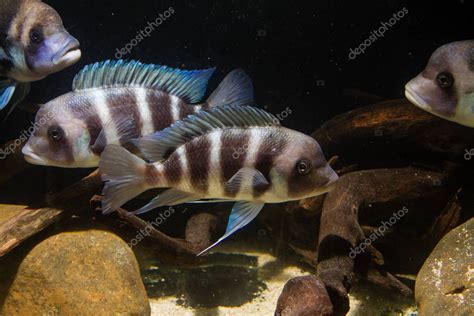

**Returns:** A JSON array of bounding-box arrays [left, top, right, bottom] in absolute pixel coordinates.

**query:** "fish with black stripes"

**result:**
[[405, 40, 474, 127], [99, 105, 339, 255], [22, 60, 254, 167], [0, 0, 81, 117]]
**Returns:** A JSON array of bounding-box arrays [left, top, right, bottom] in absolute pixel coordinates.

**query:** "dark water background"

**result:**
[[15, 0, 474, 136]]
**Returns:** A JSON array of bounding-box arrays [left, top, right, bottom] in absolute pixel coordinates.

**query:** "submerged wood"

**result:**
[[312, 99, 474, 169], [0, 170, 101, 257], [316, 167, 457, 315], [0, 207, 63, 256]]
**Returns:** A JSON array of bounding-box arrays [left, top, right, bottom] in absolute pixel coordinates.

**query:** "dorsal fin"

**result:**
[[135, 105, 280, 162], [72, 60, 216, 103]]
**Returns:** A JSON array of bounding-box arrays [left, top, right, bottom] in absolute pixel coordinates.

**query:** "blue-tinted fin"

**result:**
[[0, 79, 17, 110], [186, 199, 234, 204], [197, 201, 265, 256], [134, 105, 280, 162], [72, 60, 216, 103], [132, 189, 201, 215], [1, 82, 30, 122], [224, 168, 270, 195], [206, 69, 254, 108]]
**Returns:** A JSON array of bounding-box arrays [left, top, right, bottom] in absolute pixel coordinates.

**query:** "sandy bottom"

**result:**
[[146, 247, 417, 316]]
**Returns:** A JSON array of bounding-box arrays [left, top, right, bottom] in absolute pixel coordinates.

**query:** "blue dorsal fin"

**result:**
[[72, 60, 216, 103]]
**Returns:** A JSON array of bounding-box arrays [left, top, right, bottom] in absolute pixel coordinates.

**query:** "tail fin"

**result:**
[[99, 145, 149, 214], [206, 69, 254, 108]]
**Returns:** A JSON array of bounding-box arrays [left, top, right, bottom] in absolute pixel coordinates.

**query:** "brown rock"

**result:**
[[415, 218, 474, 316], [275, 275, 333, 316], [1, 230, 150, 315]]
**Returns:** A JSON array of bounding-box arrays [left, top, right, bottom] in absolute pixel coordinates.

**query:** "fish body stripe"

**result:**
[[145, 163, 161, 186], [85, 114, 103, 155], [90, 90, 119, 146], [185, 136, 211, 193], [220, 129, 249, 197], [106, 90, 141, 144], [162, 153, 183, 186], [252, 130, 286, 198], [242, 129, 265, 198], [169, 146, 188, 187], [178, 101, 195, 121], [136, 88, 154, 136], [208, 131, 222, 195], [147, 91, 173, 131], [170, 95, 181, 122]]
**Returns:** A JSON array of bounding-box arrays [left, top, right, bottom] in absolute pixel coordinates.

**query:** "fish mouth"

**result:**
[[22, 144, 46, 165], [324, 177, 338, 193], [52, 36, 81, 67], [320, 171, 339, 194], [405, 85, 430, 111]]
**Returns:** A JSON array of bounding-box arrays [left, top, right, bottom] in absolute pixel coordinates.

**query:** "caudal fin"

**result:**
[[99, 145, 149, 214], [206, 69, 254, 108]]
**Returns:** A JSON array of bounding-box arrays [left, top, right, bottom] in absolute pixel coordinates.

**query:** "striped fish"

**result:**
[[22, 60, 254, 168], [0, 0, 81, 117], [99, 105, 339, 255]]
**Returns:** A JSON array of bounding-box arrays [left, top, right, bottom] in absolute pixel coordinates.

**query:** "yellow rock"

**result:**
[[1, 230, 150, 316]]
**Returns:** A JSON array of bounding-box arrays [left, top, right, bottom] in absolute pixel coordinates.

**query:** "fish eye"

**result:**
[[436, 72, 454, 89], [47, 126, 64, 141], [29, 29, 43, 45], [296, 159, 312, 175]]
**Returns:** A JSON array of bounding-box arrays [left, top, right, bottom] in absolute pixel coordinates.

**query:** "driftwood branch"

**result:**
[[312, 99, 474, 169], [316, 167, 456, 315], [0, 170, 101, 257], [0, 207, 62, 256], [90, 195, 221, 263]]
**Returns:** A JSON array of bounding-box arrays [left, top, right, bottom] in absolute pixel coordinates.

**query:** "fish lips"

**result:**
[[51, 35, 81, 68], [323, 169, 339, 193], [405, 82, 431, 111], [22, 143, 47, 165]]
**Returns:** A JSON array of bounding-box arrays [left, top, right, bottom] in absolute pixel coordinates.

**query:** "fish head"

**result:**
[[6, 1, 81, 82], [271, 131, 338, 200], [22, 97, 96, 168], [405, 40, 474, 127]]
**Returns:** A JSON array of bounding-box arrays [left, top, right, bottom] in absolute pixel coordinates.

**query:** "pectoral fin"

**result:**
[[92, 114, 138, 153], [224, 167, 270, 196], [1, 82, 30, 122], [0, 79, 16, 110], [197, 201, 265, 256]]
